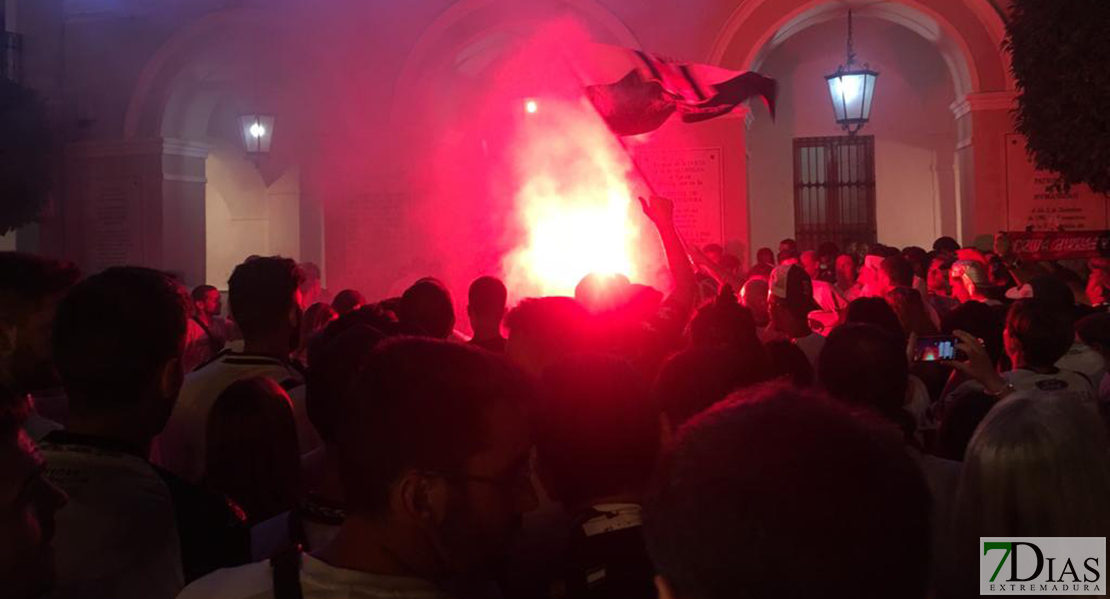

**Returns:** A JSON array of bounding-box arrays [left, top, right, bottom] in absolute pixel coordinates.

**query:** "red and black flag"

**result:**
[[580, 47, 777, 136]]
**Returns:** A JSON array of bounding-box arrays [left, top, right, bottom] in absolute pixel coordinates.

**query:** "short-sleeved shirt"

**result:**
[[153, 351, 319, 483], [177, 553, 452, 599], [40, 433, 184, 599], [950, 367, 1096, 412]]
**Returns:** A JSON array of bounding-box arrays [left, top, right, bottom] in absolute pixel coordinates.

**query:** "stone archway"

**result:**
[[708, 0, 1016, 246]]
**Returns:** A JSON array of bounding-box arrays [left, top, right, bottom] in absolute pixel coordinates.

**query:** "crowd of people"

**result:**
[[2, 194, 1109, 599]]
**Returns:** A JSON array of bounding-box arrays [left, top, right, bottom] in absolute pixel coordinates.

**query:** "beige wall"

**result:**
[[747, 16, 958, 254], [204, 142, 301, 288]]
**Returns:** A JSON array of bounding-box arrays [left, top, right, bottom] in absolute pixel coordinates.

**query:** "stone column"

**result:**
[[950, 91, 1017, 246], [64, 137, 211, 285]]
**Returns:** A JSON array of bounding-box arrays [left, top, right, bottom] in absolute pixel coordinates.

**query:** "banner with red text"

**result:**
[[1008, 230, 1110, 261]]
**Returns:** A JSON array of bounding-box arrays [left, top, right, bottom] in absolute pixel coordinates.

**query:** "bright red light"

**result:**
[[502, 98, 654, 297]]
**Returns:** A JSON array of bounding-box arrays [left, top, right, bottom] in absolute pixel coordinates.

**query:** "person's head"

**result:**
[[468, 276, 507, 338], [1006, 273, 1075, 313], [718, 254, 741, 276], [764, 339, 814, 387], [689, 287, 764, 357], [885, 287, 939, 338], [337, 338, 537, 580], [901, 246, 928, 279], [205, 377, 301, 524], [1087, 268, 1110, 306], [987, 256, 1015, 290], [835, 253, 857, 287], [400, 278, 456, 339], [654, 346, 771, 430], [644, 383, 931, 599], [332, 289, 366, 316], [932, 236, 960, 259], [739, 278, 770, 327], [927, 256, 954, 295], [504, 297, 591, 376], [942, 300, 1006, 367], [818, 323, 910, 431], [0, 412, 67, 599], [52, 267, 188, 446], [949, 260, 991, 303], [878, 254, 914, 293], [298, 262, 322, 309], [755, 247, 775, 266], [767, 264, 819, 336], [305, 312, 387, 446], [776, 249, 799, 266], [799, 250, 819, 279], [534, 353, 658, 506], [1003, 299, 1075, 369], [702, 244, 724, 265], [228, 256, 305, 351], [857, 253, 885, 296], [778, 238, 798, 255], [0, 253, 81, 394], [956, 394, 1110, 540], [299, 302, 337, 354], [1077, 312, 1110, 363], [845, 297, 906, 346], [190, 285, 221, 318]]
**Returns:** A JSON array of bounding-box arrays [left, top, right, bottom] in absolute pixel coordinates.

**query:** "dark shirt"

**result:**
[[544, 506, 655, 599], [42, 430, 251, 583], [469, 335, 507, 354]]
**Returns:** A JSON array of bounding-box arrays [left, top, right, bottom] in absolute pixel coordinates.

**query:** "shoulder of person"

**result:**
[[177, 561, 273, 599]]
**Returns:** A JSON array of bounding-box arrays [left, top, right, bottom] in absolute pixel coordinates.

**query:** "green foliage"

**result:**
[[0, 78, 52, 235], [1006, 0, 1110, 195]]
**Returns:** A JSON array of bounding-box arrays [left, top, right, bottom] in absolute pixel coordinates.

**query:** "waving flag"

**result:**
[[578, 45, 777, 136]]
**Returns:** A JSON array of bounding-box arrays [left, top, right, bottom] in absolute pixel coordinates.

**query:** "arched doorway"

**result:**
[[709, 0, 1014, 250]]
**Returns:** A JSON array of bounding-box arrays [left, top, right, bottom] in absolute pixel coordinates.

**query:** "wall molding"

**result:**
[[950, 90, 1018, 119]]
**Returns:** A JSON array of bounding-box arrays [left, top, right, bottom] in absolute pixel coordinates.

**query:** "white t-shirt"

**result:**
[[177, 553, 452, 599], [1056, 340, 1105, 390], [951, 367, 1097, 413], [153, 351, 319, 483], [41, 436, 184, 599]]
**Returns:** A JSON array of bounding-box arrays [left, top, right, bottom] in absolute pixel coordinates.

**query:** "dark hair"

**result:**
[[777, 249, 799, 264], [881, 255, 915, 288], [205, 377, 301, 524], [644, 383, 931, 599], [337, 338, 532, 513], [468, 276, 508, 316], [305, 307, 393, 444], [885, 287, 939, 338], [845, 297, 906, 346], [0, 252, 81, 321], [1006, 299, 1075, 367], [504, 296, 591, 356], [227, 257, 304, 339], [399, 278, 455, 339], [52, 267, 188, 413], [191, 284, 217, 303], [1077, 313, 1110, 350], [779, 238, 798, 250], [818, 323, 910, 430], [654, 346, 770, 427], [755, 247, 775, 264], [331, 289, 366, 316], [935, 391, 995, 461], [933, 236, 960, 253], [534, 353, 658, 505], [719, 254, 741, 273], [764, 339, 814, 387], [942, 300, 1005, 366], [689, 287, 765, 358]]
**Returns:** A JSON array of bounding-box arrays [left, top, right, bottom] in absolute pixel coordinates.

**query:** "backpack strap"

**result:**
[[270, 548, 304, 599]]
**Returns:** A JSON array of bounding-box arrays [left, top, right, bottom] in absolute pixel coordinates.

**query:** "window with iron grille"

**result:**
[[793, 135, 876, 250]]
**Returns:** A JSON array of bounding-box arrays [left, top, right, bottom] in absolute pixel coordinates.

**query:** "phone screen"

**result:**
[[914, 335, 959, 362]]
